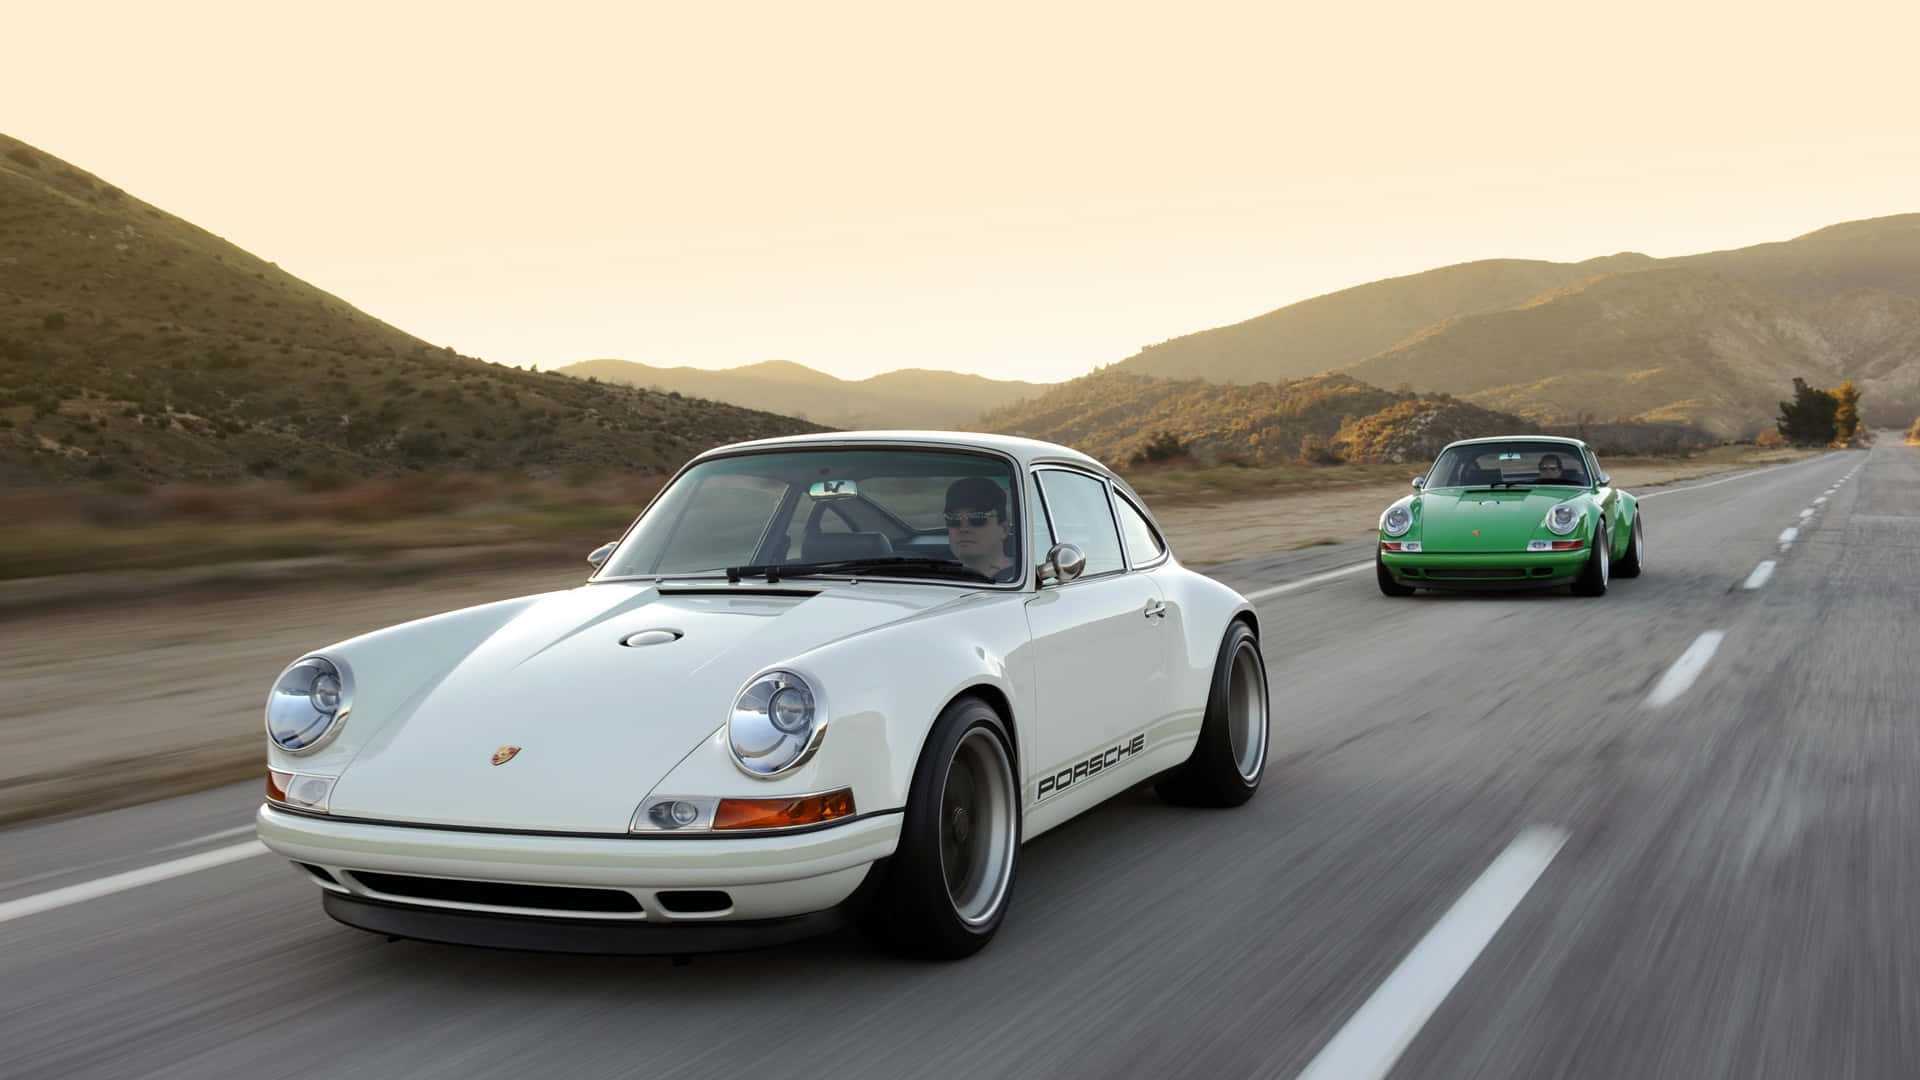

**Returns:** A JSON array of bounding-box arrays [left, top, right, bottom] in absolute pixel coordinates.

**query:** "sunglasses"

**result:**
[[943, 510, 999, 527]]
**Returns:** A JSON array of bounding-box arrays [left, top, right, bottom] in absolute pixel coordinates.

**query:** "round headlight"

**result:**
[[267, 656, 353, 754], [1546, 504, 1580, 535], [729, 671, 823, 777], [1382, 505, 1413, 537]]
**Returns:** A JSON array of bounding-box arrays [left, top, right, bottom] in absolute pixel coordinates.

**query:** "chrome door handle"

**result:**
[[1143, 599, 1167, 621]]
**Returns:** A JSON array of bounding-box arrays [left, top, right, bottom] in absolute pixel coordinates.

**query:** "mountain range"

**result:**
[[557, 358, 1043, 431], [1115, 215, 1920, 437]]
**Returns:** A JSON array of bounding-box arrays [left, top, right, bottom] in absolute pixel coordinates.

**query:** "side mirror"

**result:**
[[1037, 542, 1086, 585], [1411, 477, 1426, 490], [587, 541, 616, 568], [1596, 473, 1610, 487]]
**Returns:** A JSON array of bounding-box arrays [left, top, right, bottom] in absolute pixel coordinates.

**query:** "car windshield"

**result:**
[[1425, 441, 1591, 488], [596, 448, 1023, 585]]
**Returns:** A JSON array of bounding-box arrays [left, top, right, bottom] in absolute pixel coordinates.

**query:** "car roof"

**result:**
[[697, 430, 1117, 476], [1441, 434, 1591, 452]]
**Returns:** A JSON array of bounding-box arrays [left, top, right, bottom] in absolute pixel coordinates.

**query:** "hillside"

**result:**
[[979, 370, 1542, 466], [1340, 267, 1849, 439], [558, 358, 1046, 430], [1116, 253, 1659, 385], [0, 133, 820, 484], [1111, 214, 1920, 432]]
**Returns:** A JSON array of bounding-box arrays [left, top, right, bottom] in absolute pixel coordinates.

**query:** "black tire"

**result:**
[[1377, 552, 1416, 597], [1155, 621, 1268, 807], [1571, 522, 1610, 596], [860, 696, 1019, 960], [1614, 513, 1644, 578]]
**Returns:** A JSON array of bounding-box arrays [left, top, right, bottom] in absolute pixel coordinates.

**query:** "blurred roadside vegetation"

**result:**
[[1, 470, 668, 581], [1120, 441, 1811, 503], [0, 440, 1821, 589]]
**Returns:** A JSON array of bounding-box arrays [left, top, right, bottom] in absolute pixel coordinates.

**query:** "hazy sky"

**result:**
[[9, 1, 1919, 383]]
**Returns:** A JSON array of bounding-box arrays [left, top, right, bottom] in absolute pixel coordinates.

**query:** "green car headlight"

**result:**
[[1382, 506, 1413, 537], [1545, 503, 1581, 535]]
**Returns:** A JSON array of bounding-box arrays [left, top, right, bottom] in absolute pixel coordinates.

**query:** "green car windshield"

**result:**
[[596, 448, 1022, 585], [1426, 441, 1591, 488]]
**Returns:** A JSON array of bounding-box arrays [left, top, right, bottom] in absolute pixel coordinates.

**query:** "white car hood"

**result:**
[[327, 582, 953, 832]]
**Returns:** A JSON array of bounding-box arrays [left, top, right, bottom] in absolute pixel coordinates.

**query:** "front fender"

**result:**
[[640, 594, 1032, 816], [264, 592, 556, 775]]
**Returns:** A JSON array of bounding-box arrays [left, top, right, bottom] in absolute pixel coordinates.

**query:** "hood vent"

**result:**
[[620, 629, 683, 648]]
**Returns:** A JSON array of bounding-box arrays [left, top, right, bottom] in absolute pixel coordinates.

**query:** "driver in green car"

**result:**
[[1537, 454, 1568, 483]]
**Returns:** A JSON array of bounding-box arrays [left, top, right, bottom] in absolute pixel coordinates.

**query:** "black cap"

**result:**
[[945, 476, 1008, 517]]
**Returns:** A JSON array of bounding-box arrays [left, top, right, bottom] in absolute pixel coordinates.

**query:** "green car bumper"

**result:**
[[1379, 547, 1588, 589]]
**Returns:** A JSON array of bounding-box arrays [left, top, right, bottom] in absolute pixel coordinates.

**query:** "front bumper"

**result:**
[[257, 803, 900, 952], [1380, 548, 1587, 589]]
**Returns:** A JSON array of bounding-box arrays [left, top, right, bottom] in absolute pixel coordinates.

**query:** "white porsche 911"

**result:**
[[257, 432, 1268, 959]]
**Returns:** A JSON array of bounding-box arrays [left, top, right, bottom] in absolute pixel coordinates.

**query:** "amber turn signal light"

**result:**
[[713, 789, 855, 831], [267, 769, 293, 802]]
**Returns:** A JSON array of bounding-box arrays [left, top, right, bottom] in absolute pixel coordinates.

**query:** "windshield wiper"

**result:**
[[1468, 481, 1533, 489], [725, 557, 988, 584]]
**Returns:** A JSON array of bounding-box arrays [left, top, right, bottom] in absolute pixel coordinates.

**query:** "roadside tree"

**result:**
[[1776, 378, 1838, 445], [1832, 380, 1862, 443]]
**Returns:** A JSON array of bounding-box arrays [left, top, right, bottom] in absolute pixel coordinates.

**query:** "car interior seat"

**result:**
[[800, 531, 895, 562]]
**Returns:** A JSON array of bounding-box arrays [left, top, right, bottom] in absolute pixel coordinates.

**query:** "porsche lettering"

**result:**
[[1037, 734, 1147, 801]]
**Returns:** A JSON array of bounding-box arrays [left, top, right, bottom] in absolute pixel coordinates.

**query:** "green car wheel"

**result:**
[[1572, 522, 1610, 597], [1377, 552, 1415, 597]]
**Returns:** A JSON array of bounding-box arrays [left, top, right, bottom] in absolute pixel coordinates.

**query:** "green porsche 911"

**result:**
[[1376, 436, 1643, 597]]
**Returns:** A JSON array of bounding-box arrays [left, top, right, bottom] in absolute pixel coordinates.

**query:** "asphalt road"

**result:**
[[3, 439, 1914, 1079]]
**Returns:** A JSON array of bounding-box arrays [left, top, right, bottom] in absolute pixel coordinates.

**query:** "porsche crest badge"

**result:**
[[491, 745, 522, 766]]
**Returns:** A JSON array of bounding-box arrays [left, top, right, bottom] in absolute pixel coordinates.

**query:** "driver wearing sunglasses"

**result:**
[[943, 476, 1018, 583]]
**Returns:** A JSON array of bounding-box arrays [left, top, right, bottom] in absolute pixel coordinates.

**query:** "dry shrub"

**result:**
[[1754, 429, 1785, 448]]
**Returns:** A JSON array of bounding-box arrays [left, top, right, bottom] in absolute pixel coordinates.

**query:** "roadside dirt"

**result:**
[[0, 453, 1812, 826]]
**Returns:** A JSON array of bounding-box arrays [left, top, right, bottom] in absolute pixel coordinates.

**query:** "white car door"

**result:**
[[1023, 468, 1170, 808]]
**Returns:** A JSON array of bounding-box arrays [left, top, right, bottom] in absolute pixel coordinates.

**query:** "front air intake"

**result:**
[[347, 871, 643, 913]]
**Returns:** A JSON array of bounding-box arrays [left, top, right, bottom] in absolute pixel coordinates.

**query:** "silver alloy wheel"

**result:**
[[1635, 520, 1644, 569], [1226, 641, 1268, 783], [938, 727, 1017, 926], [1599, 528, 1610, 585]]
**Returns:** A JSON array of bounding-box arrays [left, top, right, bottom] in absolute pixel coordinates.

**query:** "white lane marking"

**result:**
[[1743, 561, 1776, 590], [1637, 456, 1833, 500], [156, 824, 260, 852], [1245, 562, 1373, 600], [1778, 527, 1798, 544], [1295, 827, 1569, 1080], [0, 840, 267, 925], [1644, 631, 1726, 708], [1, 823, 262, 890], [1815, 497, 1828, 505], [1798, 508, 1814, 519]]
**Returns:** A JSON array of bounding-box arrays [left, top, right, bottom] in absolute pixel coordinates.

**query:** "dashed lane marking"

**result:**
[[1645, 631, 1727, 708], [1743, 561, 1776, 590], [1292, 827, 1570, 1080]]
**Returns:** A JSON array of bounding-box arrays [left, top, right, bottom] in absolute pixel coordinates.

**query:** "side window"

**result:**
[[1587, 450, 1605, 487], [1027, 478, 1054, 563], [1113, 495, 1165, 566], [1035, 470, 1124, 577]]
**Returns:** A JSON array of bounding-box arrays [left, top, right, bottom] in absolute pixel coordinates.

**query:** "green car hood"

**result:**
[[1416, 488, 1590, 551]]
